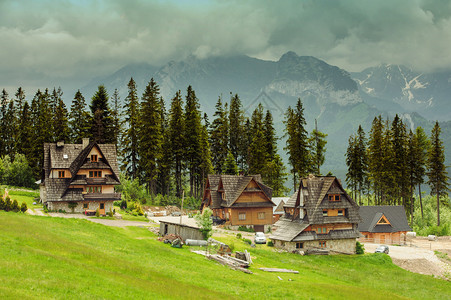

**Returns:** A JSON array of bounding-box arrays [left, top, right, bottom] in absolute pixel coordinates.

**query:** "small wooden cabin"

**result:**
[[358, 206, 412, 245], [270, 175, 361, 254], [201, 174, 274, 232]]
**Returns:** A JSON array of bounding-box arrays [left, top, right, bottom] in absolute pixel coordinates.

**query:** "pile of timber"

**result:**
[[259, 268, 299, 274], [207, 254, 252, 274]]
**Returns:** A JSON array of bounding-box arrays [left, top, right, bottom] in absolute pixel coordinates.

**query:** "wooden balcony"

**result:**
[[86, 177, 107, 185], [83, 193, 121, 201]]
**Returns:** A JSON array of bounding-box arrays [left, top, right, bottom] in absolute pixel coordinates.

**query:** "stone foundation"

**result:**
[[226, 224, 272, 233], [46, 201, 114, 214], [273, 238, 356, 254]]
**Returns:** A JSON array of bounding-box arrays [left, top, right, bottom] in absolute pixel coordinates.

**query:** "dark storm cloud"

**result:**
[[1, 0, 451, 90]]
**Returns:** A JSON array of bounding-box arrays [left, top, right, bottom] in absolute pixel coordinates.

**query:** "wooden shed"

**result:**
[[159, 220, 204, 241]]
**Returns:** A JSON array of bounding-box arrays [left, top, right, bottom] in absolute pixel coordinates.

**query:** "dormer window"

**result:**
[[58, 171, 65, 178], [91, 155, 98, 162], [322, 209, 327, 217], [338, 209, 344, 216], [89, 171, 101, 178], [328, 194, 340, 202]]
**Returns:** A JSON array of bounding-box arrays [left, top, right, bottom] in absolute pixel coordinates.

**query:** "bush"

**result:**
[[356, 241, 365, 254], [95, 208, 100, 217], [267, 240, 274, 247], [238, 226, 254, 233], [4, 197, 12, 211], [243, 238, 252, 245], [108, 209, 113, 217], [236, 233, 242, 239], [194, 208, 213, 240], [11, 199, 19, 212], [0, 196, 4, 210], [20, 202, 27, 213]]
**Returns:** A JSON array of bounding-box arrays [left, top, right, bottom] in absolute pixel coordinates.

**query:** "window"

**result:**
[[258, 212, 265, 220], [328, 194, 340, 202], [338, 209, 343, 216], [319, 241, 326, 248], [91, 155, 98, 162], [317, 227, 327, 234], [100, 203, 105, 210], [239, 212, 246, 220], [296, 242, 303, 249], [322, 227, 327, 234], [58, 171, 65, 178], [83, 203, 88, 209], [86, 186, 102, 193], [89, 171, 102, 178], [322, 209, 328, 217]]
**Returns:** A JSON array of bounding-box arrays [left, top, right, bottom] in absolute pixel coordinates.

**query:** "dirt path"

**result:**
[[364, 242, 451, 279]]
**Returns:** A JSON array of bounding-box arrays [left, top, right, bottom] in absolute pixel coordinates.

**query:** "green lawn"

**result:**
[[0, 212, 449, 299], [1, 186, 41, 210]]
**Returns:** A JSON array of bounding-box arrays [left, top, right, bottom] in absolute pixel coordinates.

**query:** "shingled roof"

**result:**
[[358, 206, 412, 233], [272, 175, 361, 242], [203, 174, 274, 209]]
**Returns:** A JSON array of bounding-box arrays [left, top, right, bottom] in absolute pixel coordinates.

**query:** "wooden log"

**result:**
[[228, 256, 250, 266], [244, 249, 252, 264], [207, 255, 253, 274], [259, 268, 299, 274]]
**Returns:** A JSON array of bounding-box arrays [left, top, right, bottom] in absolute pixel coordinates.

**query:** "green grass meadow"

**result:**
[[0, 212, 449, 299]]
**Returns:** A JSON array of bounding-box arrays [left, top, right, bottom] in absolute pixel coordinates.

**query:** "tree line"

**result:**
[[346, 115, 449, 225], [0, 80, 330, 200]]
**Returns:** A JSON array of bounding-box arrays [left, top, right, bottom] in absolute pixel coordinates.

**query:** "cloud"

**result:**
[[1, 0, 451, 92]]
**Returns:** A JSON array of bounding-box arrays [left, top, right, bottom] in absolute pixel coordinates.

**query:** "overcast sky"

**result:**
[[2, 0, 451, 94]]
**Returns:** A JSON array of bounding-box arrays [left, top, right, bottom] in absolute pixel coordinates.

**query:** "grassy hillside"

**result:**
[[0, 213, 449, 299]]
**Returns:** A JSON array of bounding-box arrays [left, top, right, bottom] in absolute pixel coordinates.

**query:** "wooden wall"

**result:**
[[229, 207, 273, 226]]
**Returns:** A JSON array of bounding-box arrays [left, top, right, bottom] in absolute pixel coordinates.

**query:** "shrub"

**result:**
[[243, 238, 252, 245], [236, 233, 242, 239], [20, 202, 27, 213], [0, 196, 4, 210], [108, 209, 113, 217], [238, 226, 254, 232], [95, 208, 100, 217], [194, 208, 213, 240], [266, 226, 272, 233], [4, 197, 12, 211], [267, 240, 274, 247], [43, 205, 49, 213], [356, 241, 365, 254], [11, 199, 19, 212]]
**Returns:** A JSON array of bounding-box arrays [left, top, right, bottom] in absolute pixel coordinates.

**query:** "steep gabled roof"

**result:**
[[358, 206, 412, 233], [269, 218, 309, 242]]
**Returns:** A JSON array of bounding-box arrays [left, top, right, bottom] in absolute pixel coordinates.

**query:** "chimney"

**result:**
[[82, 138, 89, 148], [56, 140, 64, 148]]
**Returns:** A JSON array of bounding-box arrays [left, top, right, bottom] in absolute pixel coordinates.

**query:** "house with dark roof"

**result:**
[[41, 138, 121, 214], [358, 206, 412, 245], [201, 174, 274, 232], [270, 175, 361, 254]]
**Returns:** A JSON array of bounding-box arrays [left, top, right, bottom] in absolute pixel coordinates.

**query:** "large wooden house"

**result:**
[[201, 174, 274, 232], [41, 138, 121, 214], [270, 175, 361, 254], [358, 206, 412, 245]]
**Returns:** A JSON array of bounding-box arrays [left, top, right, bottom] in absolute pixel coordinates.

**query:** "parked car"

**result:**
[[254, 232, 267, 244], [211, 215, 226, 225], [375, 245, 389, 254]]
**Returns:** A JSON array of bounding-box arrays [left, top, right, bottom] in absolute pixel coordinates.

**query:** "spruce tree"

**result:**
[[184, 86, 202, 197], [69, 90, 91, 143], [53, 97, 70, 142], [248, 104, 266, 175], [308, 120, 327, 176], [391, 115, 409, 207], [412, 127, 430, 218], [346, 134, 358, 202], [426, 121, 449, 226], [0, 89, 10, 156], [229, 94, 245, 167], [210, 97, 229, 174], [139, 78, 163, 194], [121, 78, 140, 179], [199, 118, 213, 194], [157, 98, 172, 196], [17, 101, 33, 158], [223, 152, 238, 175], [90, 85, 113, 143], [111, 88, 122, 149], [4, 97, 16, 157], [368, 116, 385, 204], [284, 98, 309, 190], [168, 90, 185, 197]]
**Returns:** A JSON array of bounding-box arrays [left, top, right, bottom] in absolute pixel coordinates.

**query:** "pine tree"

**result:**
[[17, 101, 32, 158], [168, 90, 185, 197], [391, 115, 409, 207], [229, 94, 245, 167], [139, 78, 163, 194], [184, 86, 203, 197], [111, 88, 122, 149], [263, 109, 276, 160], [223, 152, 238, 175], [69, 90, 91, 143], [210, 97, 229, 174], [199, 118, 213, 194], [121, 78, 140, 179], [53, 97, 70, 142], [90, 85, 113, 143], [15, 87, 25, 117], [308, 120, 327, 176], [412, 127, 430, 219], [0, 89, 10, 157], [248, 104, 266, 175], [284, 98, 309, 191], [368, 116, 385, 204], [157, 98, 172, 196], [346, 134, 358, 202], [426, 121, 449, 226], [4, 96, 16, 157]]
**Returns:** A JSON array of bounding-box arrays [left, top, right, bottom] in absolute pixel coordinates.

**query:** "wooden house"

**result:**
[[272, 197, 287, 223], [201, 174, 274, 232], [41, 138, 121, 214], [270, 175, 361, 254], [358, 206, 412, 245]]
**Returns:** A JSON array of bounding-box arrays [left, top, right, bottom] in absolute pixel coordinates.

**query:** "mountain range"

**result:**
[[81, 51, 451, 184]]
